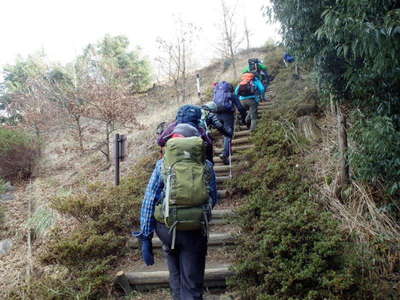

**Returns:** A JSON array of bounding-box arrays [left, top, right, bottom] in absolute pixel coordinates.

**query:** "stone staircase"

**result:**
[[115, 99, 274, 295]]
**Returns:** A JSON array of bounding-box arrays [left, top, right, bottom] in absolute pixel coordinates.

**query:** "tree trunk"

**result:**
[[329, 93, 336, 116], [334, 106, 350, 200], [73, 115, 84, 153], [337, 109, 350, 186], [182, 39, 187, 102], [244, 20, 250, 50], [105, 122, 111, 162], [230, 47, 237, 79]]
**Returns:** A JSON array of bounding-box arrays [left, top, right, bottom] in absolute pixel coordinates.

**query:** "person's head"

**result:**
[[248, 58, 260, 64], [201, 102, 217, 113], [171, 123, 200, 138]]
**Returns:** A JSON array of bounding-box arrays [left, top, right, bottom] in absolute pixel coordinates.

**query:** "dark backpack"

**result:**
[[176, 105, 202, 127], [213, 81, 235, 112], [248, 58, 260, 73]]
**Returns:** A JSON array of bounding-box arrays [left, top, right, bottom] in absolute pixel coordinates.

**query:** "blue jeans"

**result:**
[[216, 112, 234, 158], [156, 222, 207, 300]]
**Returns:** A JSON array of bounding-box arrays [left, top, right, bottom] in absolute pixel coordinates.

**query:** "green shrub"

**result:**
[[0, 178, 7, 194], [349, 114, 400, 196], [228, 85, 384, 298], [0, 127, 38, 181], [10, 151, 158, 299], [0, 205, 4, 227]]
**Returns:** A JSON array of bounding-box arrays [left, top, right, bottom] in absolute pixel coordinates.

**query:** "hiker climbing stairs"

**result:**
[[116, 91, 275, 295]]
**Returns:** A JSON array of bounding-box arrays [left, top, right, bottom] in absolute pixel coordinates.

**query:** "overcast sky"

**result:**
[[0, 0, 280, 71]]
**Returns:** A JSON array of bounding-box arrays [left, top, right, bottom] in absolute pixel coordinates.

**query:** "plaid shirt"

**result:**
[[134, 159, 218, 239]]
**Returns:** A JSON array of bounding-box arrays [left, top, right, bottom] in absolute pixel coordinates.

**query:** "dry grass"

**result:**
[[313, 113, 400, 240], [310, 111, 400, 283]]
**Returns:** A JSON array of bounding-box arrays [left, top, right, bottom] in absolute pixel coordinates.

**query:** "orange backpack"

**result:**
[[238, 73, 256, 96]]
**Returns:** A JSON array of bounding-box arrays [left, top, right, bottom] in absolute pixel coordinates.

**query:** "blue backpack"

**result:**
[[283, 53, 295, 63], [176, 105, 202, 127], [213, 81, 234, 112]]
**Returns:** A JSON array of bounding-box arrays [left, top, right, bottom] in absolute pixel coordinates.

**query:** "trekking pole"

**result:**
[[229, 114, 237, 179], [196, 73, 201, 99], [229, 137, 232, 179], [283, 57, 288, 67]]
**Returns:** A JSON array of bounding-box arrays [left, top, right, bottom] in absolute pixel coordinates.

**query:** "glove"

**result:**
[[140, 238, 154, 266]]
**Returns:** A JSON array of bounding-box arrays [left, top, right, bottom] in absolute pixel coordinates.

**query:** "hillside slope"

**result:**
[[0, 47, 271, 298]]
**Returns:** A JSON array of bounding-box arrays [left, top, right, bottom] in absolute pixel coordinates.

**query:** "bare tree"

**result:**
[[43, 68, 87, 153], [216, 0, 243, 79], [156, 18, 199, 102], [244, 17, 252, 50], [10, 76, 55, 142], [79, 61, 144, 163]]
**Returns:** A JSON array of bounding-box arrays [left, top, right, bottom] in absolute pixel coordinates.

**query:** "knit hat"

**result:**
[[171, 123, 200, 137]]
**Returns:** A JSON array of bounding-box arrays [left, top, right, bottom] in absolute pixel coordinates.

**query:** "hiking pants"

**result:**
[[216, 112, 234, 158], [205, 141, 214, 164], [241, 99, 258, 131], [156, 222, 208, 300]]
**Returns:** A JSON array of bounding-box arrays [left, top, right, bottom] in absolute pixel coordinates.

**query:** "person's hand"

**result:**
[[141, 238, 154, 266]]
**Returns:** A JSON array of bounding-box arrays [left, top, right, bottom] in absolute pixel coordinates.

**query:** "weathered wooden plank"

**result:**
[[234, 130, 251, 137], [232, 137, 250, 145], [213, 155, 239, 163], [214, 144, 253, 153], [216, 176, 230, 184], [212, 208, 233, 218], [214, 165, 230, 172], [217, 189, 228, 198], [125, 266, 233, 287]]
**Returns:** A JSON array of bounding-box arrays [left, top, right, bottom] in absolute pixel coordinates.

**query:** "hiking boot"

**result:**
[[219, 153, 229, 165], [246, 119, 251, 129]]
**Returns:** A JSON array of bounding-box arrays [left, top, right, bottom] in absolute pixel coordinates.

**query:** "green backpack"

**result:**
[[154, 136, 211, 238]]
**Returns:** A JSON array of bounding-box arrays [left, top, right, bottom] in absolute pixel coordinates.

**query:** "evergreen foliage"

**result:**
[[228, 74, 384, 299], [265, 0, 400, 195]]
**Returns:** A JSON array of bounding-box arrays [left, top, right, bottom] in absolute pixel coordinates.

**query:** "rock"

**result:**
[[295, 104, 318, 117], [0, 193, 15, 202], [0, 239, 13, 255], [296, 116, 322, 142]]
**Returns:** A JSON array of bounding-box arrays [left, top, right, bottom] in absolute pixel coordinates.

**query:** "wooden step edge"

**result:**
[[212, 208, 233, 218], [213, 155, 239, 162], [123, 265, 233, 287], [217, 189, 228, 198], [128, 233, 234, 249], [231, 137, 250, 145], [216, 176, 230, 183], [234, 130, 251, 137], [214, 144, 254, 153], [214, 165, 230, 172]]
